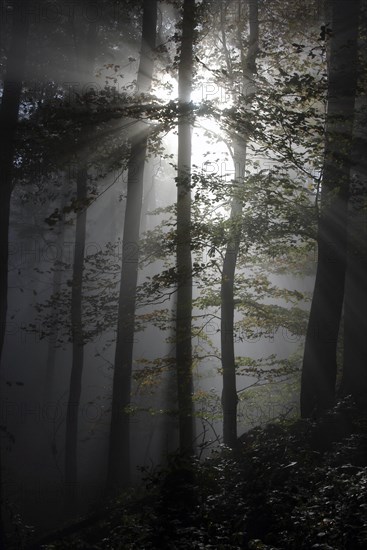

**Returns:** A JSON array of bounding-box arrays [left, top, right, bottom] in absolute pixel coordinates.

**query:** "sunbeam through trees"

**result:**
[[0, 0, 366, 548]]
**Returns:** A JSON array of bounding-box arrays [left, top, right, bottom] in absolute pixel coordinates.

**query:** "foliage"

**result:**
[[33, 398, 367, 549]]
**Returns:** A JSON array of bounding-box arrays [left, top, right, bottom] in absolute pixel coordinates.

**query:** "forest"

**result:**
[[0, 0, 366, 548]]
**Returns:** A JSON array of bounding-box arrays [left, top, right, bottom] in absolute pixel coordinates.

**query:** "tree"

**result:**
[[0, 1, 30, 545], [340, 1, 367, 405], [300, 0, 360, 417], [220, 0, 259, 448], [0, 1, 30, 365], [175, 0, 196, 456], [129, 0, 324, 445], [42, 197, 67, 403], [64, 20, 99, 514], [106, 0, 158, 493]]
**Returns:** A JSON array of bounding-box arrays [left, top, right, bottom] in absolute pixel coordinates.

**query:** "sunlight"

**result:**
[[4, 0, 363, 544], [151, 74, 178, 102], [150, 67, 235, 206]]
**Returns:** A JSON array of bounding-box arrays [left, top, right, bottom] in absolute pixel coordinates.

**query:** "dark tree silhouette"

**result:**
[[340, 7, 367, 406], [0, 1, 30, 545], [64, 20, 98, 515], [106, 0, 158, 492], [220, 0, 259, 448], [300, 0, 360, 417], [176, 0, 196, 456]]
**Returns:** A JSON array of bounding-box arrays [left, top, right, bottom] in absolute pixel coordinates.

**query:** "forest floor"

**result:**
[[24, 397, 367, 549]]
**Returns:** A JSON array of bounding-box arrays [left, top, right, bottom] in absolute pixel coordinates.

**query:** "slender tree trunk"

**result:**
[[64, 167, 88, 514], [176, 0, 196, 456], [221, 0, 259, 448], [106, 0, 157, 493], [43, 203, 66, 403], [139, 161, 155, 235], [44, 268, 62, 401], [221, 141, 245, 448], [64, 20, 98, 514], [300, 0, 360, 418], [0, 2, 30, 545]]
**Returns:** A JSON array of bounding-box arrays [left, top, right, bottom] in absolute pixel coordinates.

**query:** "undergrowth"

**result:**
[[26, 398, 367, 549]]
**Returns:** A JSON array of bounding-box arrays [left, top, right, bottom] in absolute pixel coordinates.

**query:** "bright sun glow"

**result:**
[[152, 72, 235, 186]]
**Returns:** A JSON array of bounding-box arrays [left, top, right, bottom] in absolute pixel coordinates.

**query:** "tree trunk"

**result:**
[[64, 20, 98, 514], [0, 0, 30, 365], [43, 199, 67, 403], [221, 0, 259, 448], [176, 0, 196, 457], [106, 0, 157, 493], [300, 0, 360, 418], [64, 167, 88, 515], [340, 29, 367, 406], [221, 141, 245, 448], [0, 2, 30, 545]]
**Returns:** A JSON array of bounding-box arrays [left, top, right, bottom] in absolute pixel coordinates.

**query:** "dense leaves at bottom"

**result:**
[[29, 399, 367, 549]]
